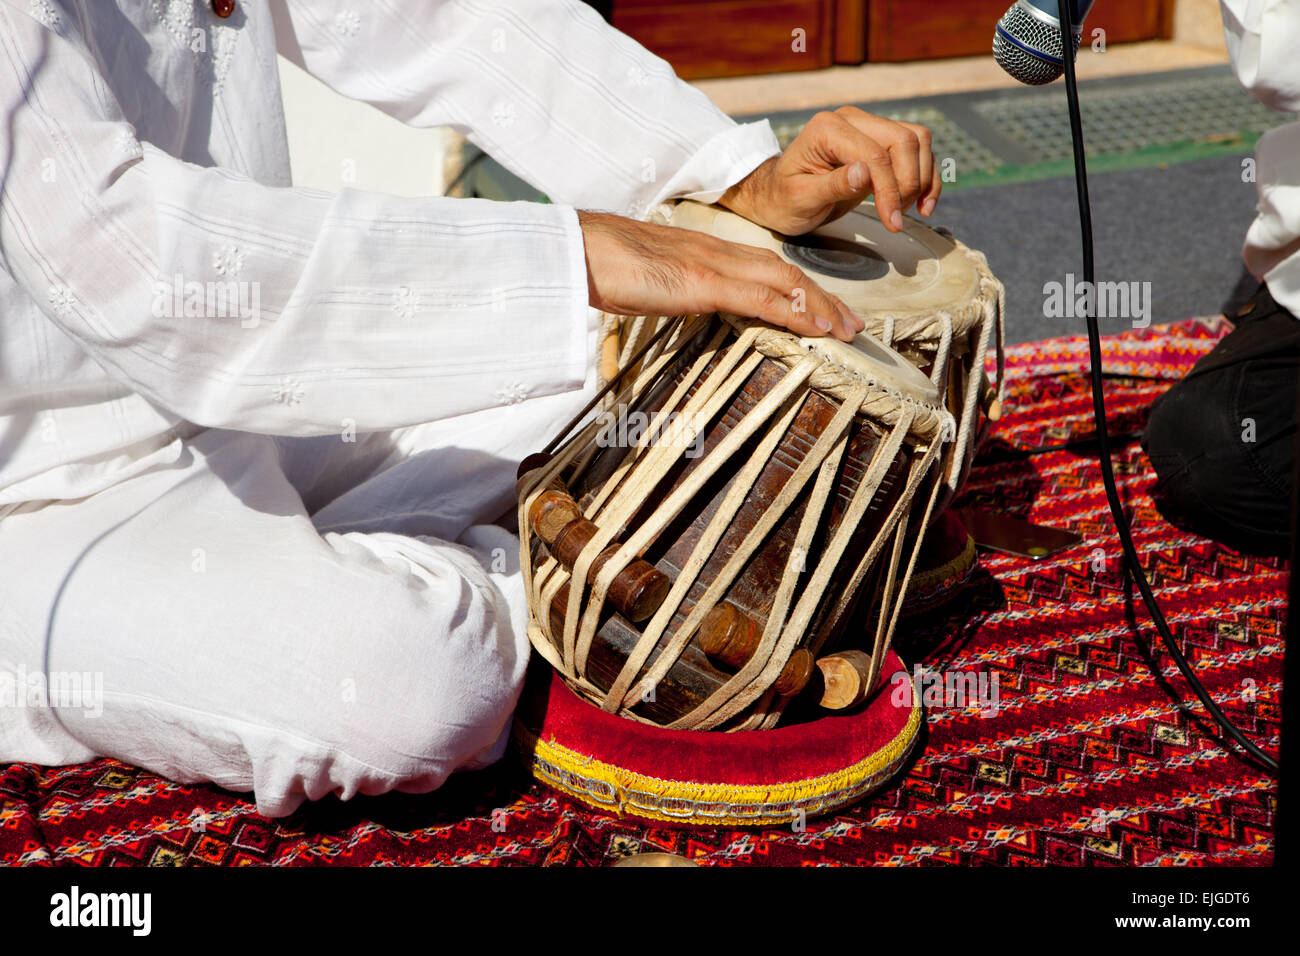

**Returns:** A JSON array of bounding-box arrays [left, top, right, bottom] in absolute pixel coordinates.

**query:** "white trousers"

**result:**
[[0, 344, 598, 818]]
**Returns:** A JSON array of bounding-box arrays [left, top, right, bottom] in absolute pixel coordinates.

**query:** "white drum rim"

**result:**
[[716, 313, 949, 445], [718, 312, 940, 406], [661, 199, 988, 341]]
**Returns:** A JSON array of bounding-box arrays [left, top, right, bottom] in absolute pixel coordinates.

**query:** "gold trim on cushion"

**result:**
[[512, 702, 922, 827], [903, 532, 977, 616], [910, 532, 977, 594]]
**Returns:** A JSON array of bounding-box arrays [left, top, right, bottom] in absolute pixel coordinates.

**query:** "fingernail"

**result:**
[[890, 210, 904, 231], [848, 162, 865, 191], [814, 315, 832, 333], [922, 199, 936, 216]]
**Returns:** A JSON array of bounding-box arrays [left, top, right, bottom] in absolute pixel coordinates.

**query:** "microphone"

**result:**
[[993, 0, 1097, 85]]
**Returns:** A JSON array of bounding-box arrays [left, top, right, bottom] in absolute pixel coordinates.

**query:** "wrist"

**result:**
[[575, 210, 601, 312], [718, 156, 778, 224]]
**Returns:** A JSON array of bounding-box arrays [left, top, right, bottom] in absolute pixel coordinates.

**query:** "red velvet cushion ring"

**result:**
[[511, 649, 921, 828]]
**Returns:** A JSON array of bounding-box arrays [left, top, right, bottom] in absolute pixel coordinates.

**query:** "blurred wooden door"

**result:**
[[610, 0, 840, 79], [866, 0, 1175, 61], [607, 0, 1174, 79]]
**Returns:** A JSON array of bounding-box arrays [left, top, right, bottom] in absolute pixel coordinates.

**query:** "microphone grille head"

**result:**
[[993, 2, 1080, 86]]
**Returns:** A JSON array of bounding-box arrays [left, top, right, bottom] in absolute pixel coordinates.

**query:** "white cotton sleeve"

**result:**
[[1218, 1, 1300, 315], [0, 7, 592, 436], [1219, 0, 1300, 113], [270, 0, 781, 217]]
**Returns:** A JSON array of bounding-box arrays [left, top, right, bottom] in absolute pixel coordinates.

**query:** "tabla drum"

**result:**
[[601, 200, 1005, 515], [518, 311, 952, 732]]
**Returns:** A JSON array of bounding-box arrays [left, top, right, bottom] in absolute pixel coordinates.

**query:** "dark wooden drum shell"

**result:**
[[520, 315, 945, 731]]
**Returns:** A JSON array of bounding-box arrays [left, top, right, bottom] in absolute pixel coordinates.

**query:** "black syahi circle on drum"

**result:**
[[780, 233, 890, 282]]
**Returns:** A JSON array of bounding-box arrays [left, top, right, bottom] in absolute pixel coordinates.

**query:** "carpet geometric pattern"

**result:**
[[0, 317, 1281, 866]]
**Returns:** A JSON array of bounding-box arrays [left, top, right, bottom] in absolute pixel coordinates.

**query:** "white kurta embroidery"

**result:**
[[333, 10, 361, 38], [46, 284, 75, 316], [149, 0, 193, 49], [271, 377, 305, 406], [206, 25, 238, 96], [491, 101, 517, 128], [117, 131, 143, 159], [497, 382, 530, 405], [213, 245, 245, 278], [28, 0, 61, 30], [391, 286, 421, 319]]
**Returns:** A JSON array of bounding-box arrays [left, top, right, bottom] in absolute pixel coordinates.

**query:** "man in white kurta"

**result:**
[[0, 0, 943, 816], [0, 0, 781, 817]]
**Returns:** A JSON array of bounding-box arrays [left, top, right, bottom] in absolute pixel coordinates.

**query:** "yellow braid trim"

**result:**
[[910, 531, 976, 593], [512, 702, 922, 827]]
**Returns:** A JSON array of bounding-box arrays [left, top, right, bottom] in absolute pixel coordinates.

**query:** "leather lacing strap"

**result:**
[[753, 429, 946, 730], [939, 261, 1005, 514], [605, 391, 814, 714], [521, 314, 949, 729], [680, 404, 921, 731], [571, 345, 804, 679]]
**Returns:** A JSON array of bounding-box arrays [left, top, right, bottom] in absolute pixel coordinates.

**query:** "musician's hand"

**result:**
[[577, 211, 864, 342], [719, 107, 942, 236]]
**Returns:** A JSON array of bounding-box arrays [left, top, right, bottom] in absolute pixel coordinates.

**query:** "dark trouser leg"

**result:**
[[1140, 285, 1300, 557]]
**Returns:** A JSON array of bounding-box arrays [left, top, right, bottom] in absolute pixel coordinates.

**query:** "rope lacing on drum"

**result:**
[[520, 314, 950, 730]]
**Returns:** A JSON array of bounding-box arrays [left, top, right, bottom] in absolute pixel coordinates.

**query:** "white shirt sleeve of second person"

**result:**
[[1220, 0, 1300, 315], [1219, 0, 1300, 113]]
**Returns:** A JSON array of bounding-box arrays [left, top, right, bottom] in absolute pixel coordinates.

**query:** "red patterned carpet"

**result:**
[[0, 317, 1282, 866]]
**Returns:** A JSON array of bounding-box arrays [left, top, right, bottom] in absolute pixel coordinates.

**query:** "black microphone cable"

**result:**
[[1055, 0, 1278, 775]]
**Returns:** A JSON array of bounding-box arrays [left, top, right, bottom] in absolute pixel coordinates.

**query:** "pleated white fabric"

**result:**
[[0, 0, 780, 816]]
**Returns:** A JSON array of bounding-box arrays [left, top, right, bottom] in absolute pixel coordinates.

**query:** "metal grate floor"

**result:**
[[770, 105, 1005, 175], [974, 69, 1292, 163], [746, 65, 1294, 186], [464, 66, 1296, 200]]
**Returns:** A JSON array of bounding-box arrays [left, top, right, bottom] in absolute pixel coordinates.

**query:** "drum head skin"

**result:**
[[663, 199, 982, 327], [512, 649, 922, 828]]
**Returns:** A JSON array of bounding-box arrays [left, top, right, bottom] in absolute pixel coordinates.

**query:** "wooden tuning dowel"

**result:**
[[518, 454, 670, 624], [814, 650, 874, 710], [980, 376, 1003, 423], [516, 451, 565, 504], [698, 602, 815, 697]]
